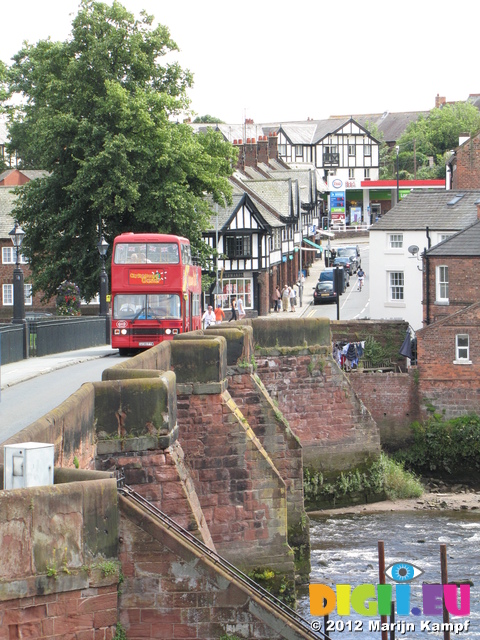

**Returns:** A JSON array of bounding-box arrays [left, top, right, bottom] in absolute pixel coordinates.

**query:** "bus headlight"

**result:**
[[165, 328, 172, 335], [121, 329, 127, 335]]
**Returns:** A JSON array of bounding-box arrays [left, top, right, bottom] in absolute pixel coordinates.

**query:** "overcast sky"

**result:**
[[1, 0, 478, 124]]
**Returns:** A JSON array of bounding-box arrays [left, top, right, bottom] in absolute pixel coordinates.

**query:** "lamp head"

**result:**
[[9, 223, 25, 250], [97, 235, 109, 257]]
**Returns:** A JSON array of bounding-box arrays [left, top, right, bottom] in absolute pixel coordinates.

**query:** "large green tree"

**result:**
[[6, 0, 235, 302], [386, 102, 480, 180]]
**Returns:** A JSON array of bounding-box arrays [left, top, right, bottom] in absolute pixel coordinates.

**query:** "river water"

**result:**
[[298, 510, 480, 639]]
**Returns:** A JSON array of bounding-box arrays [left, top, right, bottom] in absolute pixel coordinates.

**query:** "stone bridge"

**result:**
[[0, 318, 411, 640]]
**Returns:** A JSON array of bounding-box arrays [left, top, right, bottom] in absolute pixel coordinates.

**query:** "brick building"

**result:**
[[416, 217, 480, 417], [448, 132, 480, 190], [0, 170, 52, 319]]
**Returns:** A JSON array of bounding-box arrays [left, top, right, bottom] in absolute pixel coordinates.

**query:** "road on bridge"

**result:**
[[0, 354, 126, 445]]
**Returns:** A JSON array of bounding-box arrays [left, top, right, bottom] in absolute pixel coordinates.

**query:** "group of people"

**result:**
[[274, 284, 298, 313], [202, 296, 246, 328]]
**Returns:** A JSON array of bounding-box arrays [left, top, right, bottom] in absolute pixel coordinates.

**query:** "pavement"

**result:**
[[0, 239, 364, 390], [0, 345, 118, 390]]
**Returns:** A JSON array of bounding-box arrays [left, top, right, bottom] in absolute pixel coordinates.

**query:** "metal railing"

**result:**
[[0, 316, 110, 363], [117, 479, 328, 640]]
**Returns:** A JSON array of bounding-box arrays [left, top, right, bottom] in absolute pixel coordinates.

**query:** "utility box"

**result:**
[[3, 442, 54, 490]]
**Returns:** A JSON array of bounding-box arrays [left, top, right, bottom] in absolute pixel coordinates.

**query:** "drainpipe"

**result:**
[[425, 226, 431, 325]]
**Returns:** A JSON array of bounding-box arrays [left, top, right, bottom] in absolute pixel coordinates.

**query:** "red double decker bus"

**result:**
[[111, 232, 202, 354]]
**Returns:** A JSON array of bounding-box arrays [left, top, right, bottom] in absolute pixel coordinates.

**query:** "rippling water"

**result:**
[[298, 510, 480, 639]]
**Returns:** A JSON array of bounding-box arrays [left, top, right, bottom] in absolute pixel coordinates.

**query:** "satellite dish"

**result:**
[[408, 245, 419, 256]]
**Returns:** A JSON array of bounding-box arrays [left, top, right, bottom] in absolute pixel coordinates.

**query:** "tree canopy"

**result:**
[[384, 102, 480, 180], [6, 0, 235, 302]]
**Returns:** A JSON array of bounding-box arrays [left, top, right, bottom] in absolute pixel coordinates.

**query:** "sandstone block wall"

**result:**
[[0, 478, 120, 639], [256, 352, 380, 474]]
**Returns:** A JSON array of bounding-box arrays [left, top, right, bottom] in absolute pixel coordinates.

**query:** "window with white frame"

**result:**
[[389, 271, 404, 300], [438, 233, 452, 243], [2, 247, 28, 264], [364, 144, 371, 156], [348, 144, 355, 156], [218, 276, 254, 310], [436, 265, 449, 302], [364, 168, 370, 179], [455, 334, 470, 363], [348, 168, 354, 179], [24, 283, 33, 306], [2, 283, 33, 306], [270, 229, 281, 251], [2, 284, 13, 305], [295, 145, 302, 156], [389, 233, 403, 249], [278, 144, 286, 156]]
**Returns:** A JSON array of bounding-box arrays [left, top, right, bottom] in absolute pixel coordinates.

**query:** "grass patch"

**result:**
[[381, 455, 423, 500]]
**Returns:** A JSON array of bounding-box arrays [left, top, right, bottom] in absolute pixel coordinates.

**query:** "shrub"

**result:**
[[56, 281, 81, 316], [393, 413, 480, 475]]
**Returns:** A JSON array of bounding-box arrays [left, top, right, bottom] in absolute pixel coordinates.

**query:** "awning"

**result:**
[[302, 238, 323, 251], [317, 230, 335, 238]]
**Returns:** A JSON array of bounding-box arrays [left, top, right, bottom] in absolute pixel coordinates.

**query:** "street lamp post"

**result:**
[[97, 235, 109, 317], [9, 223, 26, 324]]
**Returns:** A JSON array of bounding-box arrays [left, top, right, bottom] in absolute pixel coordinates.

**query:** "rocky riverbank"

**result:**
[[309, 481, 480, 516]]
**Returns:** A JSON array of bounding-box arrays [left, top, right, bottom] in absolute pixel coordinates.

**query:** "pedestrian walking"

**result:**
[[214, 304, 225, 323], [237, 296, 246, 319], [274, 286, 282, 312], [289, 285, 297, 312], [282, 285, 290, 312], [229, 297, 237, 322]]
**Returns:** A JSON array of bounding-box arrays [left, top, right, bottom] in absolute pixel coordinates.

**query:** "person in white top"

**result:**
[[202, 305, 216, 328], [237, 297, 246, 319]]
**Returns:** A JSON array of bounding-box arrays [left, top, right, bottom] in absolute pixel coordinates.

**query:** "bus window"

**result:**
[[114, 294, 146, 319], [148, 294, 181, 319]]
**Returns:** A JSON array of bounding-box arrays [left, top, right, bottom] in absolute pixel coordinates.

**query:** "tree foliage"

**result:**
[[193, 114, 225, 123], [6, 0, 235, 301], [384, 102, 480, 180]]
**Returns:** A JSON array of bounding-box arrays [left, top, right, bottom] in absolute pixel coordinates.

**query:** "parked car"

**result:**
[[319, 267, 348, 293], [313, 281, 337, 304], [336, 247, 360, 271], [333, 256, 354, 276]]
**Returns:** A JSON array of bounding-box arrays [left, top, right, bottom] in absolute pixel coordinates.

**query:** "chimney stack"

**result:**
[[268, 132, 278, 161], [257, 135, 268, 164], [435, 94, 446, 108]]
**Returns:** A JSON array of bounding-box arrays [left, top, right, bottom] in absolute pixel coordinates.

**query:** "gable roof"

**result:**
[[337, 111, 429, 144], [369, 190, 480, 232], [426, 218, 480, 256], [0, 187, 17, 237]]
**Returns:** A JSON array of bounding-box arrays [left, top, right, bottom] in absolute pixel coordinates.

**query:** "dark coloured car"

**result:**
[[337, 247, 360, 272], [313, 281, 337, 304], [319, 267, 348, 293], [333, 256, 354, 276]]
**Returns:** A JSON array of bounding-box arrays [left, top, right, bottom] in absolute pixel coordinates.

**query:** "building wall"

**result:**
[[451, 135, 480, 189], [416, 303, 480, 418], [423, 255, 480, 324], [369, 228, 429, 330]]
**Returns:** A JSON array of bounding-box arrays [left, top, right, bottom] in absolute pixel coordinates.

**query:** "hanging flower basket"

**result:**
[[56, 281, 81, 316]]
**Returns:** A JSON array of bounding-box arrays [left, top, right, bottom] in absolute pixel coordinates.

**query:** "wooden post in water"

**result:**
[[440, 544, 451, 640], [390, 600, 395, 640], [378, 541, 388, 640]]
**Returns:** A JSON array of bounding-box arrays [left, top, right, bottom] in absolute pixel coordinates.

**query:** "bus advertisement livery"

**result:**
[[111, 232, 201, 354]]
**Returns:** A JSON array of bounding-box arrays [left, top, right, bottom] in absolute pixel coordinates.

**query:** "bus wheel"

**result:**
[[118, 348, 129, 356]]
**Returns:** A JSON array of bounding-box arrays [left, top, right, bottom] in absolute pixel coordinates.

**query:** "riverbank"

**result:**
[[308, 483, 480, 516]]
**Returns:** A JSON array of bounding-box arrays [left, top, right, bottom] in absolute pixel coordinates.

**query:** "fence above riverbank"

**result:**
[[0, 316, 110, 365]]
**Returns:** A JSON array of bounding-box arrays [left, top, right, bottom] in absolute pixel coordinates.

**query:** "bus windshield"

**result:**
[[114, 294, 181, 320], [114, 242, 180, 265]]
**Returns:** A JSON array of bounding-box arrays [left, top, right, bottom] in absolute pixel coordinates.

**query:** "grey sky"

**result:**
[[1, 0, 477, 124]]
